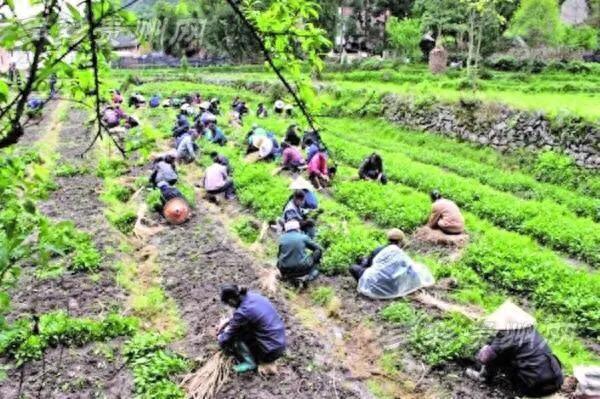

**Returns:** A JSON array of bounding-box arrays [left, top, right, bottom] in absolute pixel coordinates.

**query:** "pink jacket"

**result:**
[[307, 152, 327, 176]]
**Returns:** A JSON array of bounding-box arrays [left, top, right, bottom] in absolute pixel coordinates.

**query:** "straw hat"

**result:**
[[284, 220, 300, 232], [289, 176, 314, 191], [163, 198, 190, 225], [199, 101, 211, 110], [484, 300, 535, 331], [387, 228, 406, 242]]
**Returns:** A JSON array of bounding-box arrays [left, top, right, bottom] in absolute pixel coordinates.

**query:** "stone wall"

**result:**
[[199, 76, 600, 169], [381, 95, 600, 169]]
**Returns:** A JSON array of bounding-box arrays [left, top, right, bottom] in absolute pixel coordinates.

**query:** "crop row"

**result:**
[[133, 81, 600, 359], [197, 108, 598, 367], [193, 74, 600, 198], [0, 311, 137, 365], [201, 98, 600, 339], [324, 118, 599, 221], [333, 174, 600, 337], [322, 133, 600, 268]]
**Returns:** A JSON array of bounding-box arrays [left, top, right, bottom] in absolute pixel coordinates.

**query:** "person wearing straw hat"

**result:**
[[467, 301, 564, 398], [277, 220, 322, 285], [350, 228, 405, 281], [217, 284, 286, 374], [158, 181, 191, 225], [274, 99, 285, 115], [288, 176, 318, 210], [253, 135, 276, 162]]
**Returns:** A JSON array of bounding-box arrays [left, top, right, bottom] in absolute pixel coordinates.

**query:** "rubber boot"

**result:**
[[232, 341, 257, 374]]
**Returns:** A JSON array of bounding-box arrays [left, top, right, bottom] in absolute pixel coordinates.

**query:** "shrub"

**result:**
[[506, 0, 561, 47], [106, 207, 137, 234], [559, 25, 599, 51], [0, 312, 137, 365], [386, 17, 422, 62], [124, 333, 189, 399]]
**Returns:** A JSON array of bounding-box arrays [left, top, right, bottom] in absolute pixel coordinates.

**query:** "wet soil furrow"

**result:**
[[1, 108, 133, 399]]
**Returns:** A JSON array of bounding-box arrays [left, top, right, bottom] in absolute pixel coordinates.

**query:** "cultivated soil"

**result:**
[[0, 106, 133, 399]]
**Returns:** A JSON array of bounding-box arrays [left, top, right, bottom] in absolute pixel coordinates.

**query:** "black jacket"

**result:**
[[482, 328, 563, 394]]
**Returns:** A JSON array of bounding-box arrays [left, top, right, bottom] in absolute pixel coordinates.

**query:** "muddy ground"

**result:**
[[152, 198, 366, 398], [0, 107, 133, 399]]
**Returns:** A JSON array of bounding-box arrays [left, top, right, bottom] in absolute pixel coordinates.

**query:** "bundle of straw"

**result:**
[[181, 352, 232, 399], [258, 266, 279, 294]]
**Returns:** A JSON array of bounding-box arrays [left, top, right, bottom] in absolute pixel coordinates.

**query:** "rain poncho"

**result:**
[[357, 245, 434, 299]]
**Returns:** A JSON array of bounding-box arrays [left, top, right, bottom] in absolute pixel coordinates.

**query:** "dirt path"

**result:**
[[0, 108, 133, 399], [148, 197, 366, 398]]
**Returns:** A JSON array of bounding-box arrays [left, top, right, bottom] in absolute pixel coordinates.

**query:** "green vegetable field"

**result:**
[[1, 0, 599, 398]]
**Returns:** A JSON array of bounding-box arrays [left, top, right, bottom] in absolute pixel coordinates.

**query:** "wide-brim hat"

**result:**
[[387, 228, 405, 242], [289, 176, 314, 191], [163, 198, 190, 225], [484, 300, 535, 331], [199, 101, 211, 110]]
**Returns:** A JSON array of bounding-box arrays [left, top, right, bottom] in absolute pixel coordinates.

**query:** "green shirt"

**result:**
[[277, 230, 322, 269]]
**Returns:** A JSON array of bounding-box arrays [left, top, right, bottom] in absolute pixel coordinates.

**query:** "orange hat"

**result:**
[[163, 198, 190, 225]]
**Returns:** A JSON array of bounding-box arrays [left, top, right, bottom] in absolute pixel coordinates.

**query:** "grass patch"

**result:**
[[232, 217, 260, 244]]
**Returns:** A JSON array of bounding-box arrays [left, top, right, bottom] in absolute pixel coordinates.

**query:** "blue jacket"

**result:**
[[304, 190, 318, 210], [173, 114, 190, 137], [149, 96, 161, 108], [306, 143, 319, 162], [218, 292, 286, 355]]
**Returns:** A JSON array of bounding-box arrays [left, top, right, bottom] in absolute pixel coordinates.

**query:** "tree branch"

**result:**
[[224, 0, 319, 133], [0, 0, 59, 148], [0, 0, 142, 149]]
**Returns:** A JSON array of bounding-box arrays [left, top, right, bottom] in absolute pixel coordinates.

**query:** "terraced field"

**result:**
[[1, 68, 598, 399]]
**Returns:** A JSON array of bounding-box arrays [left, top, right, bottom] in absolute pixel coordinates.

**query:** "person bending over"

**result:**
[[358, 152, 387, 184], [427, 190, 465, 234], [277, 220, 322, 284], [217, 285, 286, 374]]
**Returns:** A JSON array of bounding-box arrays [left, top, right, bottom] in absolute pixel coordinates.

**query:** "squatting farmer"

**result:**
[[217, 284, 286, 374]]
